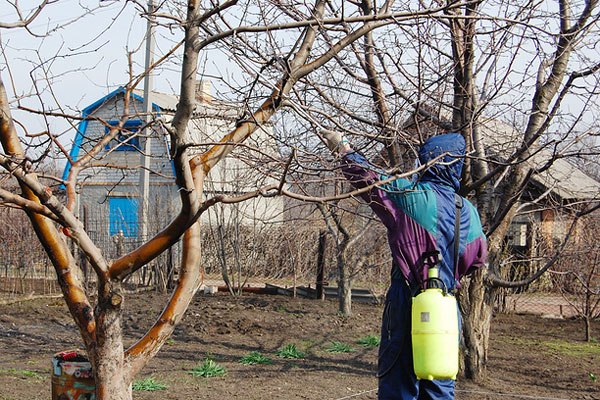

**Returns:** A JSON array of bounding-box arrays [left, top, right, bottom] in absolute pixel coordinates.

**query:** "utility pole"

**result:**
[[139, 0, 155, 241]]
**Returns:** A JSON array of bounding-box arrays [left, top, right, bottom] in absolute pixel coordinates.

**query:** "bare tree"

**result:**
[[553, 216, 600, 341], [317, 201, 386, 316], [0, 1, 402, 398], [255, 0, 600, 381], [4, 2, 600, 394], [451, 0, 600, 379]]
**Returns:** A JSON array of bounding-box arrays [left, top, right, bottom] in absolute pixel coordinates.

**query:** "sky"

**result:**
[[2, 0, 599, 161], [2, 2, 138, 130], [0, 0, 228, 153]]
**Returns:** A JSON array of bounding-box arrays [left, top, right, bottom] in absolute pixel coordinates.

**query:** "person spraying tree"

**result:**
[[322, 131, 487, 400]]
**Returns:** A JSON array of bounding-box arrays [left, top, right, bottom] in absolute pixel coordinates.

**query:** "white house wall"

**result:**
[[184, 115, 282, 192], [178, 109, 284, 224]]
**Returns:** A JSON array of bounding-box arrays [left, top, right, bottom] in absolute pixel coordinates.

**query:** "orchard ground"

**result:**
[[0, 290, 598, 400]]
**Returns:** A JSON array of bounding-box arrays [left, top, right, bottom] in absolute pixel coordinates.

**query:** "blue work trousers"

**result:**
[[377, 279, 455, 400]]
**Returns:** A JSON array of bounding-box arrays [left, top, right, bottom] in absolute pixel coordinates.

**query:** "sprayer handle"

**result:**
[[422, 250, 442, 268]]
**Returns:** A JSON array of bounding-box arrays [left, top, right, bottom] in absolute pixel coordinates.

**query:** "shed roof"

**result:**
[[130, 89, 240, 120], [478, 117, 600, 201]]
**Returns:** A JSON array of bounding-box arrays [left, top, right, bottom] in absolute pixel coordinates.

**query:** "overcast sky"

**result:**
[[2, 2, 133, 127], [3, 1, 599, 159], [1, 1, 229, 147]]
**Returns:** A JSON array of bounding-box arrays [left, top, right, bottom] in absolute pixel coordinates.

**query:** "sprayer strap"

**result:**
[[454, 194, 463, 285]]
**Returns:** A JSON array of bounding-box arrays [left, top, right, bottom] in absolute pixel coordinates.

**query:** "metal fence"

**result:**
[[0, 215, 595, 321], [503, 291, 583, 318]]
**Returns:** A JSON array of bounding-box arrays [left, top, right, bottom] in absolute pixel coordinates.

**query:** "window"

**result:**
[[105, 120, 142, 151], [507, 222, 528, 247], [109, 197, 139, 238]]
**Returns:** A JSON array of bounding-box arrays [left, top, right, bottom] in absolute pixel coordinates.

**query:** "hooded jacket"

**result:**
[[341, 133, 487, 290]]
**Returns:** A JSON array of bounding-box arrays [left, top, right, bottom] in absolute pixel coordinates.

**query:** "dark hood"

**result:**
[[417, 133, 465, 191]]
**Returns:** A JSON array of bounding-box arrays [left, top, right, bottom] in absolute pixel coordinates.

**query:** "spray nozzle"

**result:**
[[422, 250, 442, 269]]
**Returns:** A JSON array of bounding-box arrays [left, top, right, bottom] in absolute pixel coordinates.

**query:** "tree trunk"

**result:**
[[337, 257, 352, 317], [316, 231, 326, 300], [93, 286, 131, 400], [459, 267, 494, 380], [585, 287, 592, 342], [584, 316, 591, 342]]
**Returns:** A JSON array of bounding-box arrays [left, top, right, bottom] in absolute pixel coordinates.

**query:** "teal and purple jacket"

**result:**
[[340, 133, 487, 290]]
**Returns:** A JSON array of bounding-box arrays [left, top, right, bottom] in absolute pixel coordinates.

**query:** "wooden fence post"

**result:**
[[316, 231, 327, 300]]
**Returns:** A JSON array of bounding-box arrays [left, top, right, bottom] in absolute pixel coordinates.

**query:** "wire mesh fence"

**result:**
[[1, 260, 591, 320], [503, 292, 581, 318], [0, 208, 60, 296], [0, 209, 596, 321]]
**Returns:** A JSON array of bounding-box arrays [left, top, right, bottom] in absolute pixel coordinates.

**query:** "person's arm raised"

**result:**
[[321, 128, 351, 154]]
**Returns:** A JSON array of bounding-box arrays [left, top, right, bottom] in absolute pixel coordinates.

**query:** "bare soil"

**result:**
[[0, 291, 598, 400]]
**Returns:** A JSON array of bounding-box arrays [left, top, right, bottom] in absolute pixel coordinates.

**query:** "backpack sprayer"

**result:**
[[411, 250, 459, 381]]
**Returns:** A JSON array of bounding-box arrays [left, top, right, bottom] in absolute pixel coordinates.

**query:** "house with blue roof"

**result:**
[[62, 81, 284, 254]]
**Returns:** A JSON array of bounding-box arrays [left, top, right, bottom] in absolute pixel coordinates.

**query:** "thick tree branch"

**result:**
[[0, 186, 57, 220], [0, 75, 97, 349]]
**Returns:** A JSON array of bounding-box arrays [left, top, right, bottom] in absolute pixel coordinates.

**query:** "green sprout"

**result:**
[[326, 341, 355, 353], [189, 358, 227, 378], [357, 334, 380, 348], [239, 351, 273, 365], [276, 343, 305, 359], [132, 377, 168, 391]]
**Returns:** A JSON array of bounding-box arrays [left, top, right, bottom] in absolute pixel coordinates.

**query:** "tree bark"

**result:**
[[459, 267, 493, 380], [337, 254, 352, 316], [93, 283, 130, 400]]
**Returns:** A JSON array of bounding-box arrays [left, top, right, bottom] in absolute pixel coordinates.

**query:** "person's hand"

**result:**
[[321, 129, 350, 153]]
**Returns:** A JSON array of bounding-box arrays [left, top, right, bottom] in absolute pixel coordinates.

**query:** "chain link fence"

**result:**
[[0, 209, 596, 322], [502, 290, 581, 318]]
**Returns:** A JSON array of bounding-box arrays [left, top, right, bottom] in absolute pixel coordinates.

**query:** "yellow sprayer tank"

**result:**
[[411, 267, 459, 381]]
